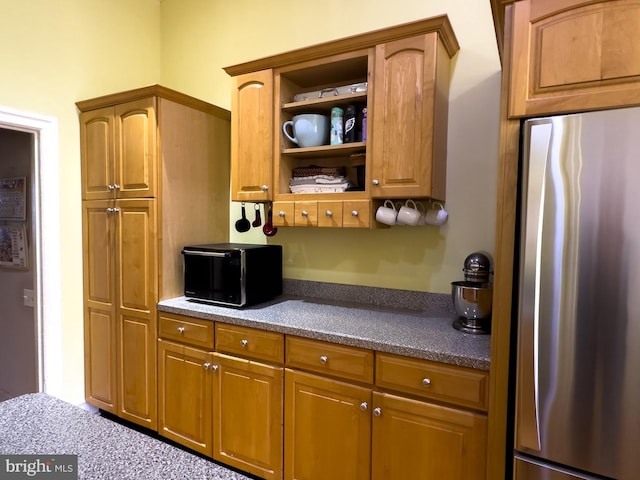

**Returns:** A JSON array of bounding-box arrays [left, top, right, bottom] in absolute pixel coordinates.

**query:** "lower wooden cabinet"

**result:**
[[284, 369, 372, 480], [371, 391, 487, 480], [212, 352, 283, 480], [157, 339, 214, 456]]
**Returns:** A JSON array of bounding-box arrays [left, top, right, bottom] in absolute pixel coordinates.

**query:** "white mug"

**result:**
[[375, 200, 397, 226], [282, 114, 329, 148], [424, 202, 448, 226], [396, 199, 421, 226]]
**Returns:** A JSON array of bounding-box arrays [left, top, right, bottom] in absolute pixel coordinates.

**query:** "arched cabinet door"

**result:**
[[231, 69, 274, 202]]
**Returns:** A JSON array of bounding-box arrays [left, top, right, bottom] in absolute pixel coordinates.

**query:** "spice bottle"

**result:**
[[330, 107, 344, 145], [344, 105, 357, 143]]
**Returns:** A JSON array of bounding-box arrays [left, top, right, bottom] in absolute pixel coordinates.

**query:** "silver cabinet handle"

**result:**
[[107, 184, 115, 191], [211, 364, 219, 372], [325, 210, 332, 217], [372, 179, 379, 186], [373, 407, 382, 417], [106, 207, 114, 213], [360, 402, 368, 411], [113, 184, 120, 190], [279, 211, 286, 217], [261, 185, 268, 192], [422, 378, 431, 387], [112, 207, 120, 213], [301, 210, 308, 217], [351, 210, 358, 217], [241, 339, 248, 347], [177, 327, 185, 334], [203, 362, 211, 370], [319, 355, 328, 364], [106, 207, 121, 214]]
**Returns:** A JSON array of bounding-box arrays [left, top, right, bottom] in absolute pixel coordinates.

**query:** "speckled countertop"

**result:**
[[158, 280, 491, 370], [0, 393, 253, 480]]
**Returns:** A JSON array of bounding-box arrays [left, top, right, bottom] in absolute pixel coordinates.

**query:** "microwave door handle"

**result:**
[[517, 119, 553, 453], [182, 251, 228, 258]]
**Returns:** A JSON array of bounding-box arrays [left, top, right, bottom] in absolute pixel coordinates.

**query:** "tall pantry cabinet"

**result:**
[[77, 85, 230, 429]]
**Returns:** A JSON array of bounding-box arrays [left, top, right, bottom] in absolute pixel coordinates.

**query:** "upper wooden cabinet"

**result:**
[[371, 33, 450, 200], [80, 98, 157, 200], [509, 0, 640, 117], [231, 70, 274, 202], [224, 16, 459, 227]]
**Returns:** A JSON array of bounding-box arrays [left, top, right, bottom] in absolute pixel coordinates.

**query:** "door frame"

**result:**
[[0, 104, 62, 399]]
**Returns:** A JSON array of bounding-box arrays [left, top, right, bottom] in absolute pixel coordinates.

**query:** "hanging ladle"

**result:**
[[252, 203, 262, 227], [235, 202, 251, 233]]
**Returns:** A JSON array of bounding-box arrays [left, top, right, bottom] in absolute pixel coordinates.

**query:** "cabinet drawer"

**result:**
[[375, 353, 489, 411], [294, 201, 318, 227], [286, 336, 374, 384], [342, 200, 370, 228], [158, 313, 214, 349], [216, 323, 284, 364]]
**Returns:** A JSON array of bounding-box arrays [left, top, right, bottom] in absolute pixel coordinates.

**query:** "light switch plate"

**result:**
[[23, 288, 35, 308]]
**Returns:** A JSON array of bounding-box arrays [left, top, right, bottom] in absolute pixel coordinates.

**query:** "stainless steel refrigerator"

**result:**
[[514, 106, 640, 480]]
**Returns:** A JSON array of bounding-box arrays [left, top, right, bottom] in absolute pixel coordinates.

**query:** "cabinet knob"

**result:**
[[360, 402, 368, 411], [372, 179, 379, 186], [279, 211, 286, 217], [212, 364, 219, 372], [325, 210, 332, 217], [319, 355, 328, 364], [112, 207, 120, 213], [422, 378, 431, 387], [373, 407, 382, 417], [203, 362, 211, 370], [107, 184, 115, 191], [261, 185, 269, 192], [301, 210, 309, 217], [241, 339, 248, 347], [113, 184, 120, 190], [177, 327, 185, 334], [106, 208, 114, 213], [351, 210, 358, 217]]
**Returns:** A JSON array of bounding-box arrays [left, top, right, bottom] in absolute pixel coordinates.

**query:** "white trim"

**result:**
[[0, 105, 63, 401]]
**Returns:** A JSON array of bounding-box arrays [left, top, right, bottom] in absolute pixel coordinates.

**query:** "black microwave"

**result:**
[[182, 243, 283, 308]]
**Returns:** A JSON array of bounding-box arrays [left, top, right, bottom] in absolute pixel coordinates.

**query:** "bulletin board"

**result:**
[[0, 177, 29, 270]]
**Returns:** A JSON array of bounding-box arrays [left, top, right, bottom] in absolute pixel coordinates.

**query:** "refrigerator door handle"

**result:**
[[517, 120, 553, 452]]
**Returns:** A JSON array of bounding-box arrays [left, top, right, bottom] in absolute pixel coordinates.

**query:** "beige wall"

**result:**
[[0, 0, 500, 401], [160, 0, 502, 293]]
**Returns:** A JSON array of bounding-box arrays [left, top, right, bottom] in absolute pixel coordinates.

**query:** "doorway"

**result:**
[[0, 105, 63, 401]]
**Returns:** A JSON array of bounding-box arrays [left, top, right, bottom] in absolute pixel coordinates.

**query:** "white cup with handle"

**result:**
[[282, 114, 329, 148], [375, 200, 397, 226], [396, 199, 421, 226], [424, 202, 448, 226]]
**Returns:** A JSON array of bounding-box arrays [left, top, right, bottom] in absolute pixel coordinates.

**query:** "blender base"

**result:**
[[453, 317, 491, 335]]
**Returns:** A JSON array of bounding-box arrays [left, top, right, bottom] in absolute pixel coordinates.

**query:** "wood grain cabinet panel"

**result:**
[[159, 312, 214, 349], [215, 323, 284, 364], [509, 0, 640, 116]]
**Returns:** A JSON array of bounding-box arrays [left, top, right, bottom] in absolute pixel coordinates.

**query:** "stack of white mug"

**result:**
[[375, 199, 448, 226]]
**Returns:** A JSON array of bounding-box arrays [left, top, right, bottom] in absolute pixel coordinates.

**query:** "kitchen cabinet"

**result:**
[[283, 336, 488, 480], [78, 85, 230, 430], [212, 323, 284, 480], [224, 16, 459, 228], [82, 198, 157, 428], [231, 69, 274, 202], [370, 33, 450, 200], [157, 339, 214, 456], [80, 98, 156, 200], [509, 0, 640, 117]]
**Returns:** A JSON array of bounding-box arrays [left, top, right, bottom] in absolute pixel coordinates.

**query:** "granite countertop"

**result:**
[[0, 393, 253, 480], [158, 280, 491, 371]]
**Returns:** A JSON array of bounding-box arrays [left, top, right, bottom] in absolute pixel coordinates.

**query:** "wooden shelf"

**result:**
[[282, 92, 367, 114], [282, 142, 366, 158]]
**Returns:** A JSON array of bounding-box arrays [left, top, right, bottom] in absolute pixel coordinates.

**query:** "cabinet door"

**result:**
[[231, 69, 274, 202], [371, 33, 448, 200], [371, 392, 487, 480], [158, 339, 213, 456], [82, 200, 117, 411], [284, 369, 371, 480], [116, 199, 157, 429], [212, 352, 283, 480], [114, 98, 157, 198], [80, 107, 115, 200], [509, 0, 640, 117]]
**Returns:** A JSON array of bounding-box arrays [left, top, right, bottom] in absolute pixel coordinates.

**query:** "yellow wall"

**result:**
[[0, 0, 500, 401], [160, 0, 502, 293]]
